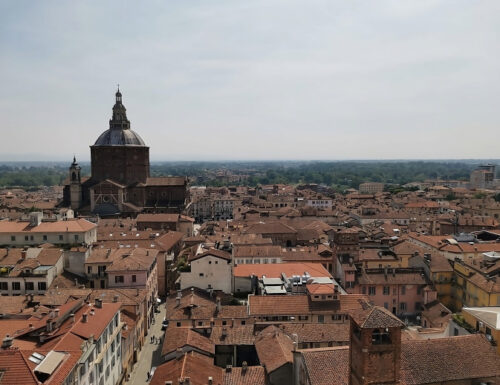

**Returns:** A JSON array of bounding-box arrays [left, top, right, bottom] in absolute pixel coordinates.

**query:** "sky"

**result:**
[[0, 0, 499, 161]]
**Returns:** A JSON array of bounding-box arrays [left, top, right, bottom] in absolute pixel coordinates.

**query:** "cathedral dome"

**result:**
[[93, 88, 147, 147], [94, 128, 146, 146]]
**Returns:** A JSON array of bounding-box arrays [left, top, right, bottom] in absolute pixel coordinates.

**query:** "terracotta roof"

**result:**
[[233, 262, 331, 279], [0, 218, 96, 233], [150, 351, 223, 385], [223, 366, 266, 385], [400, 334, 500, 384], [136, 213, 179, 223], [155, 231, 184, 251], [301, 347, 349, 385], [350, 305, 405, 329], [306, 283, 335, 295], [189, 248, 231, 263], [210, 326, 254, 345], [161, 327, 214, 357], [70, 302, 121, 339], [0, 349, 39, 385], [245, 222, 297, 235], [281, 323, 350, 343], [255, 326, 294, 374]]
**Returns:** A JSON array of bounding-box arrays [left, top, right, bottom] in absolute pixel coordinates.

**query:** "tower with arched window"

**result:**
[[349, 304, 405, 385], [69, 156, 82, 210]]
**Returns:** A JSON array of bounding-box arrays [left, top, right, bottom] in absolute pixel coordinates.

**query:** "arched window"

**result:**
[[372, 328, 391, 344], [71, 172, 77, 181]]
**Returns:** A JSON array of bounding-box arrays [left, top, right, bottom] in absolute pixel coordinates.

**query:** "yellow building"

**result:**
[[429, 254, 454, 309], [453, 261, 500, 310], [462, 307, 500, 355]]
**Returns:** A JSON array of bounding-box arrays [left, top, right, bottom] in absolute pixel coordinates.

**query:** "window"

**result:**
[[30, 236, 34, 241], [12, 282, 21, 291], [74, 234, 79, 241], [132, 275, 136, 283], [58, 235, 63, 241], [400, 302, 407, 311], [417, 286, 422, 295], [222, 321, 227, 326], [372, 329, 391, 345], [362, 287, 366, 295], [198, 321, 203, 326], [114, 314, 118, 328], [383, 286, 390, 295], [43, 235, 47, 241], [298, 316, 308, 321], [115, 276, 124, 283], [38, 282, 47, 291], [25, 282, 34, 291], [318, 315, 324, 323], [88, 266, 92, 274], [25, 236, 29, 241], [368, 286, 376, 296], [332, 314, 342, 321], [401, 286, 406, 295], [415, 302, 421, 311], [0, 282, 7, 291], [10, 236, 15, 241], [176, 322, 181, 327], [241, 320, 246, 325], [384, 302, 388, 309], [199, 273, 204, 277]]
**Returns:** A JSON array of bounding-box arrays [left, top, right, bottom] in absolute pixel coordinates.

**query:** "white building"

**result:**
[[0, 213, 97, 247], [180, 248, 232, 293], [0, 248, 64, 296]]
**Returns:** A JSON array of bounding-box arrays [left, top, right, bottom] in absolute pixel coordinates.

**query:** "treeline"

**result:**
[[0, 161, 486, 189]]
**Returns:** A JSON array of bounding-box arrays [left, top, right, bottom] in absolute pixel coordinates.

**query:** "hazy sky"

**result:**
[[0, 0, 499, 161]]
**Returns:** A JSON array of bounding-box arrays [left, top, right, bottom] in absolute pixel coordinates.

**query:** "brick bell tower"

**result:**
[[349, 304, 405, 385]]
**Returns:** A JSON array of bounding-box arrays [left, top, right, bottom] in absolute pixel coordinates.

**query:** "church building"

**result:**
[[63, 89, 188, 216]]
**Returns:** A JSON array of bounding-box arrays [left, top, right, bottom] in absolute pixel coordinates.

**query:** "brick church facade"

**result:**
[[63, 89, 188, 216]]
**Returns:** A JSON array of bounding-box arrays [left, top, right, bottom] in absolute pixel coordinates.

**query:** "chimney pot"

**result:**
[[82, 313, 88, 323]]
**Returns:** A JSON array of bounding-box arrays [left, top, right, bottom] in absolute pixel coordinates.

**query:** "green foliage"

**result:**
[[0, 160, 483, 189], [445, 193, 457, 201]]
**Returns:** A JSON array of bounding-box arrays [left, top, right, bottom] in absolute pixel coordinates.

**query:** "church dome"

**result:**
[[93, 88, 147, 147], [94, 128, 146, 146]]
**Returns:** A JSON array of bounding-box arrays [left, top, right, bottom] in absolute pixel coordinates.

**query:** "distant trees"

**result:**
[[0, 160, 479, 189]]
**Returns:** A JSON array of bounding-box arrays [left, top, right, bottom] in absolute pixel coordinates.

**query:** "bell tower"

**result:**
[[349, 304, 405, 385], [69, 156, 82, 210]]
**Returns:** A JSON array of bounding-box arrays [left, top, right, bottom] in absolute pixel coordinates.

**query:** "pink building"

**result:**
[[353, 267, 435, 317]]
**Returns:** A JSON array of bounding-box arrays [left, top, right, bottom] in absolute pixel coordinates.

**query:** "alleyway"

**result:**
[[125, 305, 166, 385]]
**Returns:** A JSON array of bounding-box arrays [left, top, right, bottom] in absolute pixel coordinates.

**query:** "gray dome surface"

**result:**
[[93, 128, 146, 146]]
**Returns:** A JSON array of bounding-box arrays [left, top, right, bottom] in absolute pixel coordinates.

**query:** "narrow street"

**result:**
[[125, 306, 166, 385]]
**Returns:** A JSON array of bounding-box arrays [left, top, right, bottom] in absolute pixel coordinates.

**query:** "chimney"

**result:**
[[225, 365, 232, 373], [1, 335, 13, 349], [176, 291, 182, 307], [242, 361, 248, 374], [82, 313, 88, 323], [95, 298, 102, 308], [208, 376, 213, 385], [113, 295, 119, 303], [46, 319, 53, 332], [216, 297, 221, 313], [175, 348, 183, 360], [70, 313, 75, 323], [165, 382, 173, 385], [21, 250, 26, 259], [55, 308, 60, 317], [74, 278, 78, 286]]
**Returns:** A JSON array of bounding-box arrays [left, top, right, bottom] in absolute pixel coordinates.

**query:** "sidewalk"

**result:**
[[125, 306, 166, 385]]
